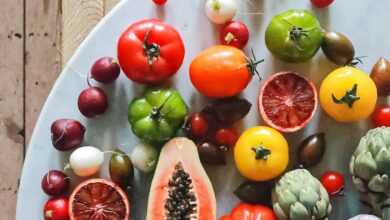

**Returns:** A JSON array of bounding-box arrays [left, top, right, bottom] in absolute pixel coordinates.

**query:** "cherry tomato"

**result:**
[[221, 203, 276, 220], [118, 19, 185, 84], [187, 113, 209, 138], [215, 127, 238, 147], [372, 106, 390, 127], [153, 0, 167, 5], [320, 171, 345, 196], [220, 21, 249, 49], [311, 0, 334, 8], [43, 197, 69, 220], [190, 45, 262, 98]]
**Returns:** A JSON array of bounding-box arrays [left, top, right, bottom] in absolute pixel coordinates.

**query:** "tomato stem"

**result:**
[[332, 83, 360, 108], [150, 93, 175, 120], [143, 29, 161, 65], [347, 56, 366, 66], [246, 48, 264, 80], [211, 0, 221, 10], [251, 146, 271, 160]]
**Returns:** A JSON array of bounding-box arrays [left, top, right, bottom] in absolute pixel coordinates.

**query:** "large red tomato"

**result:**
[[221, 203, 276, 220], [190, 45, 262, 98], [117, 19, 185, 84]]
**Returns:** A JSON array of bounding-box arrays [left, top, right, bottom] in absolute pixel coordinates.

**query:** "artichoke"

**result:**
[[272, 169, 332, 220], [350, 127, 390, 219]]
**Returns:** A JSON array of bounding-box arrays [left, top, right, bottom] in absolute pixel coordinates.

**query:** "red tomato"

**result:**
[[188, 112, 209, 137], [220, 21, 249, 49], [215, 127, 238, 147], [153, 0, 167, 5], [43, 197, 69, 220], [118, 19, 185, 84], [320, 171, 345, 196], [311, 0, 334, 8], [190, 45, 262, 98], [372, 106, 390, 127], [221, 203, 276, 220]]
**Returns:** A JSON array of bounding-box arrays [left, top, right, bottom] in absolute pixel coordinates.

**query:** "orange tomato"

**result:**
[[189, 45, 261, 98]]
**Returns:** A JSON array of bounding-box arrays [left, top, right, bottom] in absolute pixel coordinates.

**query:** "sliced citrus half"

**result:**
[[258, 71, 318, 132], [69, 178, 130, 220]]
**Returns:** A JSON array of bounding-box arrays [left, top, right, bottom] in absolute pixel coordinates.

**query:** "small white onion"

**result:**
[[130, 143, 158, 173], [205, 0, 237, 24], [69, 146, 104, 177]]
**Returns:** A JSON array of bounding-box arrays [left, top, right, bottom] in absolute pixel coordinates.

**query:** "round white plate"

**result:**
[[16, 0, 390, 219]]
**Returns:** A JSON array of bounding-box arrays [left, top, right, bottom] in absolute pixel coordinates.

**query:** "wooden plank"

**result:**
[[105, 0, 120, 13], [0, 0, 24, 218], [62, 0, 105, 65], [25, 0, 62, 143]]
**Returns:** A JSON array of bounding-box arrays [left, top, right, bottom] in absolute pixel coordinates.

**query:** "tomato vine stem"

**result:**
[[143, 29, 161, 65]]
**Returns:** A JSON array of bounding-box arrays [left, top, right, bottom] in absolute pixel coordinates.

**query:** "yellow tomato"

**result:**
[[234, 126, 289, 181], [319, 66, 377, 122]]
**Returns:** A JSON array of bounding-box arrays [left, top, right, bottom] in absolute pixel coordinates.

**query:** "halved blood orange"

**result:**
[[69, 178, 130, 220], [258, 71, 318, 132]]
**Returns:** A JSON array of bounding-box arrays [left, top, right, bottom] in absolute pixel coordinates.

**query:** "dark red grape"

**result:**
[[51, 119, 85, 151], [41, 170, 70, 196], [91, 57, 121, 84], [78, 87, 108, 118], [197, 142, 225, 165]]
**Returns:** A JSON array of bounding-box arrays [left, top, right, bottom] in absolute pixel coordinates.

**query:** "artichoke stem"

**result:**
[[383, 206, 390, 220]]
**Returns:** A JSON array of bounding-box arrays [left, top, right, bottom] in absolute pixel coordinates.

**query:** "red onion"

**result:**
[[51, 119, 85, 151]]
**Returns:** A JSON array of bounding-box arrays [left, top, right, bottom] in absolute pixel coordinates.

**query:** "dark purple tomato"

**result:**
[[91, 57, 121, 84], [77, 87, 108, 118], [41, 170, 70, 196], [51, 119, 85, 151]]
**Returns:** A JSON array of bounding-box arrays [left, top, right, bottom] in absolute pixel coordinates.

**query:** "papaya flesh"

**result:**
[[146, 137, 217, 220]]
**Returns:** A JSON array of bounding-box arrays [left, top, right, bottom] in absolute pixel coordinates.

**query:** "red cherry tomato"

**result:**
[[220, 21, 249, 49], [153, 0, 167, 5], [320, 171, 345, 196], [188, 113, 209, 137], [221, 203, 276, 220], [215, 127, 238, 147], [43, 197, 69, 220], [310, 0, 334, 8], [372, 106, 390, 127], [118, 19, 185, 84]]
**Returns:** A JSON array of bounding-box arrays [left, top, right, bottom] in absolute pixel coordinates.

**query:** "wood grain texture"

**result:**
[[0, 0, 24, 218], [105, 0, 121, 13], [62, 0, 105, 65], [25, 0, 62, 144]]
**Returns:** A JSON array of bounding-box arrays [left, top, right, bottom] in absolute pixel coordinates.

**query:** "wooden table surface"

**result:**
[[0, 0, 118, 218]]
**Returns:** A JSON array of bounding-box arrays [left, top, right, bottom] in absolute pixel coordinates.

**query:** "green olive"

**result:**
[[109, 149, 133, 191], [321, 31, 355, 65]]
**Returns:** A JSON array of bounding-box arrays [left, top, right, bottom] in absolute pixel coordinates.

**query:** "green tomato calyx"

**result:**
[[150, 93, 175, 120], [143, 29, 161, 65], [246, 48, 264, 80], [252, 145, 271, 160], [332, 83, 360, 108], [283, 19, 314, 51]]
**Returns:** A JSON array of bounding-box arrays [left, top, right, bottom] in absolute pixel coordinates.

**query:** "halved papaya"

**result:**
[[146, 137, 217, 220]]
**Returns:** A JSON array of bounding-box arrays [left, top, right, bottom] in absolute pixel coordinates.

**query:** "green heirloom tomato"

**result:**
[[128, 88, 188, 143], [265, 9, 323, 63]]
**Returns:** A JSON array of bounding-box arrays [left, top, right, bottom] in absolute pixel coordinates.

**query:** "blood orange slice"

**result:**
[[258, 71, 318, 132], [69, 178, 130, 220]]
